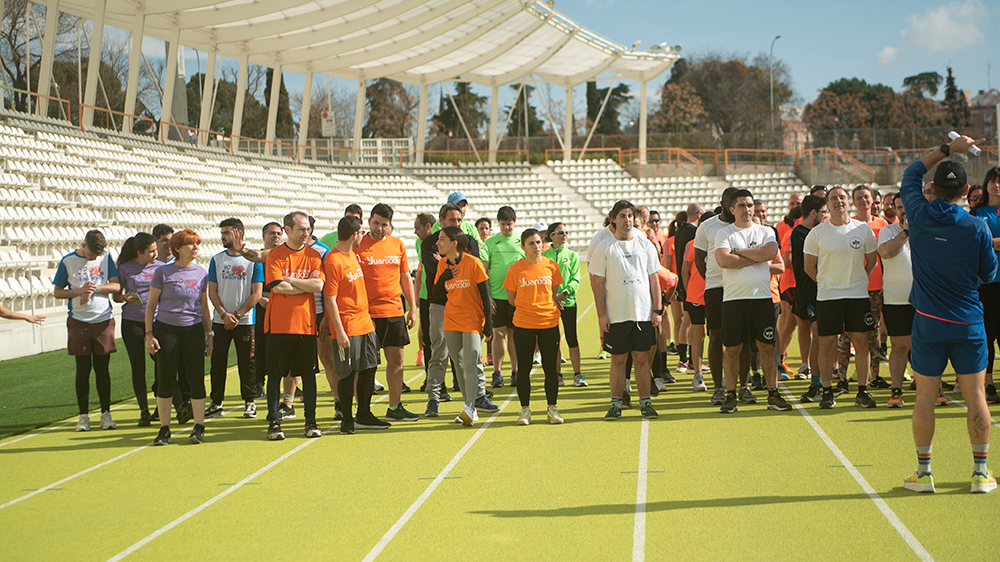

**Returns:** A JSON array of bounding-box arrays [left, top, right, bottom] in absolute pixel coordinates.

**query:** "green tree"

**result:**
[[942, 66, 972, 128], [263, 68, 294, 139], [363, 78, 417, 138], [586, 81, 631, 135], [649, 81, 705, 133], [430, 82, 487, 138], [505, 84, 545, 138], [901, 72, 943, 97]]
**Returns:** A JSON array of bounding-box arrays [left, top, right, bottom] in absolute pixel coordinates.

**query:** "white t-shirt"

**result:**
[[878, 223, 912, 305], [586, 226, 614, 263], [715, 223, 777, 301], [803, 218, 877, 301], [693, 215, 731, 290], [208, 250, 265, 325], [589, 233, 659, 324]]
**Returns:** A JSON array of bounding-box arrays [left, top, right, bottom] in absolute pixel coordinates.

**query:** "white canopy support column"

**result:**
[[488, 84, 499, 163], [122, 4, 145, 132], [563, 85, 573, 162], [231, 51, 248, 138], [352, 75, 365, 161], [638, 79, 648, 165], [298, 68, 313, 150], [81, 0, 107, 127], [197, 44, 218, 145], [265, 64, 282, 145], [159, 24, 181, 139], [415, 82, 428, 164], [35, 0, 59, 116]]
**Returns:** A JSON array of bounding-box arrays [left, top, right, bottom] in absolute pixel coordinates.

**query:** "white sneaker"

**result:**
[[99, 411, 116, 430], [654, 378, 668, 392], [533, 352, 542, 365], [516, 407, 531, 425], [795, 365, 811, 380], [373, 379, 385, 392], [75, 414, 90, 432], [243, 401, 257, 418], [692, 372, 708, 392], [458, 405, 476, 427], [547, 405, 564, 424]]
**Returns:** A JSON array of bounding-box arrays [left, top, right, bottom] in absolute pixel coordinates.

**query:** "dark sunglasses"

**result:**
[[647, 218, 660, 223], [554, 230, 569, 235]]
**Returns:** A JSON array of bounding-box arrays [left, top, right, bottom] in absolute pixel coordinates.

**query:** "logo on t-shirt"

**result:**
[[220, 263, 247, 281], [364, 255, 401, 266], [182, 279, 202, 292], [133, 271, 154, 285], [75, 265, 105, 284], [446, 278, 471, 291], [346, 269, 364, 283], [849, 238, 863, 249], [519, 275, 552, 287]]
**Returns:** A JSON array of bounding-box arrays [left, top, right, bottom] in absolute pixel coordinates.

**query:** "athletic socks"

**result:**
[[678, 344, 689, 363], [284, 393, 294, 406], [916, 445, 932, 475], [973, 444, 989, 473], [858, 385, 867, 393]]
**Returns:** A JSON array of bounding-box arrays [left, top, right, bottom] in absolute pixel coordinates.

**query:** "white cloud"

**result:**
[[875, 46, 901, 67], [900, 0, 988, 53]]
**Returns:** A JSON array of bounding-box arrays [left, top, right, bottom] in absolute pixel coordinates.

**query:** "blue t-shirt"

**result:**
[[971, 205, 1000, 286], [53, 250, 119, 323], [208, 250, 264, 325], [152, 263, 208, 327]]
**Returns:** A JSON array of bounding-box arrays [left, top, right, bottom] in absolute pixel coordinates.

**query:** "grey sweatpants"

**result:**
[[427, 304, 486, 404], [445, 331, 484, 408]]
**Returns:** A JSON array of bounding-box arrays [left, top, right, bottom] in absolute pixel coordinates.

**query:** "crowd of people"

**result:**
[[41, 135, 997, 493]]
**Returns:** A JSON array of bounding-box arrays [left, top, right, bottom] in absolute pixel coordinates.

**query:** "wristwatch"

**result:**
[[206, 331, 215, 337], [940, 143, 950, 156], [653, 309, 663, 315]]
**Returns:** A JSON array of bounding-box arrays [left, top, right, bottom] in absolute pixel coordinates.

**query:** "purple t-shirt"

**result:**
[[117, 259, 164, 322], [151, 263, 208, 327]]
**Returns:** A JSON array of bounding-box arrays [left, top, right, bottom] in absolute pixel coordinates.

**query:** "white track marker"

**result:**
[[941, 392, 1000, 428], [632, 416, 650, 562], [779, 384, 934, 562], [362, 391, 516, 562]]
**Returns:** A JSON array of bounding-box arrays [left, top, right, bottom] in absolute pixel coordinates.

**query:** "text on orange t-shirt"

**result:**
[[264, 244, 324, 335], [354, 234, 409, 318], [323, 249, 375, 337], [502, 257, 563, 329], [435, 253, 489, 333]]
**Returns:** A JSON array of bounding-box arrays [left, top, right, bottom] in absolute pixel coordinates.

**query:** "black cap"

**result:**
[[933, 161, 967, 190]]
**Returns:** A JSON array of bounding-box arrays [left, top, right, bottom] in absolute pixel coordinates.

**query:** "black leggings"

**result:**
[[512, 325, 561, 407], [560, 306, 579, 348], [210, 323, 254, 404], [121, 319, 152, 412], [153, 322, 206, 400], [75, 353, 111, 415], [979, 283, 1000, 374]]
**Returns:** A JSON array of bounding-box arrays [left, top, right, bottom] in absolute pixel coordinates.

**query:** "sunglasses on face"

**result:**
[[647, 219, 660, 223], [555, 230, 569, 235]]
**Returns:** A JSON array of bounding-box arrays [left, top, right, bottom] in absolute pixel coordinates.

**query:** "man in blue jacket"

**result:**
[[900, 134, 997, 494]]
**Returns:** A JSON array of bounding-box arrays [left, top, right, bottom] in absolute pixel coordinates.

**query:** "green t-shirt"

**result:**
[[415, 237, 427, 300], [484, 232, 525, 300], [319, 231, 338, 249], [542, 245, 581, 308], [432, 220, 481, 247]]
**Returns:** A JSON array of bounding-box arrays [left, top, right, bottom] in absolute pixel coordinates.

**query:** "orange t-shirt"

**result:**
[[684, 240, 705, 306], [264, 243, 324, 335], [854, 215, 887, 292], [435, 253, 489, 333], [657, 266, 677, 294], [322, 249, 374, 337], [502, 258, 563, 329], [776, 220, 797, 291], [354, 234, 409, 319]]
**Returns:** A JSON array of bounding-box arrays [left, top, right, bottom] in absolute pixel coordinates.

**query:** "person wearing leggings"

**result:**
[[434, 226, 493, 427], [114, 232, 163, 426], [53, 230, 121, 432], [506, 228, 566, 425], [972, 166, 1000, 404], [145, 229, 212, 445], [543, 222, 584, 387]]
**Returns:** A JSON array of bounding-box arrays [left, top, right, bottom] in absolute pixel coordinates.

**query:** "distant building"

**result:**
[[970, 89, 999, 143]]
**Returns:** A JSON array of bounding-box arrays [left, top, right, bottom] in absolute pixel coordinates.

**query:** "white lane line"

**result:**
[[577, 300, 595, 321], [632, 417, 650, 562], [104, 373, 422, 561], [941, 392, 1000, 427], [779, 384, 934, 562], [362, 391, 516, 562]]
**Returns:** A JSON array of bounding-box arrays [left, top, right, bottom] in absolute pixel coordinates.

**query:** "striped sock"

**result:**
[[916, 445, 932, 475], [973, 444, 989, 473]]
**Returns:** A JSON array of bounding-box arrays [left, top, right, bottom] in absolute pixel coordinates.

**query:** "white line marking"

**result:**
[[362, 391, 516, 562], [941, 392, 1000, 427], [778, 384, 934, 562], [577, 300, 595, 321], [632, 416, 649, 562]]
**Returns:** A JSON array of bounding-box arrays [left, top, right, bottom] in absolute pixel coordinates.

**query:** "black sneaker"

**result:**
[[800, 385, 823, 403], [510, 371, 518, 387], [177, 402, 194, 424], [739, 386, 757, 404], [941, 380, 955, 391], [819, 390, 836, 409], [986, 384, 1000, 404], [355, 414, 391, 430], [334, 402, 344, 420], [294, 386, 303, 398], [255, 383, 266, 399], [137, 410, 152, 427], [649, 378, 660, 397], [750, 373, 765, 391], [719, 392, 738, 414], [869, 375, 891, 390], [401, 382, 411, 394], [767, 391, 792, 411], [189, 423, 205, 444], [835, 379, 849, 397], [662, 371, 676, 384], [267, 421, 285, 441], [204, 403, 224, 418], [278, 403, 296, 420], [622, 390, 632, 409], [666, 342, 679, 355], [153, 426, 172, 446], [150, 407, 160, 422], [854, 390, 877, 408], [439, 385, 453, 402], [304, 420, 322, 438]]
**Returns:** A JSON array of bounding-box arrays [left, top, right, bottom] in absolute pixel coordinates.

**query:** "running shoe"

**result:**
[[385, 404, 420, 422], [819, 390, 836, 409], [598, 351, 610, 360], [795, 365, 811, 380], [777, 371, 790, 382], [100, 411, 116, 430], [971, 470, 997, 494], [153, 426, 171, 446], [701, 364, 712, 374], [340, 426, 355, 436], [750, 373, 765, 391], [510, 371, 518, 387], [151, 408, 159, 422], [739, 386, 757, 404], [676, 361, 689, 373], [516, 408, 531, 426], [485, 352, 492, 366], [557, 375, 565, 387], [560, 354, 567, 363], [936, 394, 950, 406], [710, 387, 726, 405], [439, 386, 453, 402], [401, 382, 411, 394], [533, 351, 542, 365], [267, 421, 285, 441], [304, 420, 322, 438], [855, 390, 877, 408], [355, 414, 391, 430], [987, 384, 1000, 404], [622, 390, 632, 409], [800, 385, 823, 403], [277, 403, 295, 420], [205, 403, 224, 418], [719, 393, 738, 414], [424, 400, 439, 417], [649, 378, 660, 397], [869, 375, 891, 390], [887, 389, 904, 409], [903, 471, 935, 493], [416, 350, 425, 366], [374, 379, 385, 392], [334, 402, 344, 420], [767, 391, 792, 411], [243, 401, 257, 418], [780, 357, 794, 377], [484, 389, 494, 399], [835, 379, 849, 397], [654, 377, 668, 392], [604, 404, 622, 420], [662, 371, 677, 384], [177, 402, 194, 424], [137, 410, 151, 427], [475, 395, 499, 413], [666, 342, 679, 355], [189, 423, 205, 444], [941, 380, 955, 391], [692, 372, 707, 392], [458, 405, 476, 426], [573, 374, 589, 387], [547, 405, 564, 424], [640, 403, 659, 419]]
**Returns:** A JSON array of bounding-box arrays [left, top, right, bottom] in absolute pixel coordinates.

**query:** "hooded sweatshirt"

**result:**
[[900, 160, 997, 324]]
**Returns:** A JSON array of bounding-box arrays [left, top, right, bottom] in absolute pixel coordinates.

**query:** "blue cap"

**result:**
[[447, 191, 467, 205]]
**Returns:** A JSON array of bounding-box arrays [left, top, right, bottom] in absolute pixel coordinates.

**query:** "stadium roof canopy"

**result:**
[[50, 0, 680, 86]]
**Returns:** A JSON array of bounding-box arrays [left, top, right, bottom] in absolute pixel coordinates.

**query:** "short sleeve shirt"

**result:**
[[208, 251, 264, 325], [693, 215, 730, 290], [323, 249, 374, 337], [484, 233, 525, 300], [684, 240, 706, 306], [589, 233, 659, 324], [502, 258, 563, 329], [972, 205, 1000, 285], [355, 234, 408, 318], [803, 218, 877, 301], [715, 223, 777, 301], [151, 263, 208, 327], [264, 244, 324, 335], [855, 215, 888, 291], [53, 250, 118, 323], [878, 222, 913, 305], [435, 253, 489, 333], [117, 259, 163, 322]]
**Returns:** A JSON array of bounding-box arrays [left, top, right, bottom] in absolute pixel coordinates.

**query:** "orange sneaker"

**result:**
[[415, 350, 425, 367], [935, 394, 950, 406], [887, 389, 904, 408]]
